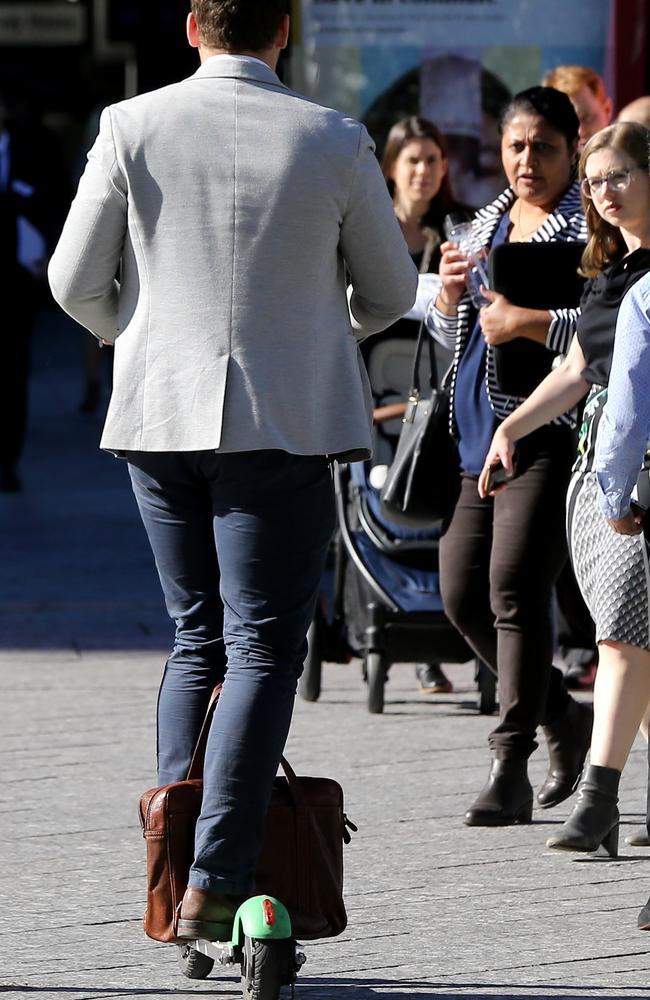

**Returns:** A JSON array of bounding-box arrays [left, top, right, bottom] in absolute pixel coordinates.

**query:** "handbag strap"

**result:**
[[410, 320, 439, 396], [186, 684, 222, 781]]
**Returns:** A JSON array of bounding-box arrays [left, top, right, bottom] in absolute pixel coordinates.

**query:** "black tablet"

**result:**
[[487, 241, 586, 396]]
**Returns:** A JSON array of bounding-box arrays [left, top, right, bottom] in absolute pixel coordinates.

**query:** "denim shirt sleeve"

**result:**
[[595, 272, 650, 519]]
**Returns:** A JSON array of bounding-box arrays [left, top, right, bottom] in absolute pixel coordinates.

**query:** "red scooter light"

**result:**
[[262, 898, 276, 926]]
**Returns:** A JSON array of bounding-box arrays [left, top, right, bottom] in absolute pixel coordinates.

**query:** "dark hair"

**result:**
[[579, 122, 650, 276], [190, 0, 289, 53], [500, 85, 580, 148], [381, 116, 456, 226]]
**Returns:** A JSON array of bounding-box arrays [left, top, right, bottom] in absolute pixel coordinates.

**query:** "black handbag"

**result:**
[[380, 323, 460, 527]]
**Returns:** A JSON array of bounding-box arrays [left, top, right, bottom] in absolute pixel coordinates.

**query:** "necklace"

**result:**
[[514, 199, 546, 240]]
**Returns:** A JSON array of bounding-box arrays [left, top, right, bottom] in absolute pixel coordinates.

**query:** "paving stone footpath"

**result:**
[[2, 311, 650, 1000]]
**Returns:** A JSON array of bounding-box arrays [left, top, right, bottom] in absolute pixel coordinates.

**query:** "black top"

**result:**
[[577, 248, 650, 386]]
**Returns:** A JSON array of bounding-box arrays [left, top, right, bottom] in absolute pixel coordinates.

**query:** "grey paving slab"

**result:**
[[2, 312, 650, 999]]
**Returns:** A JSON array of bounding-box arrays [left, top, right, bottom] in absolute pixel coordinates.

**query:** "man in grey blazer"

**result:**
[[49, 0, 416, 937]]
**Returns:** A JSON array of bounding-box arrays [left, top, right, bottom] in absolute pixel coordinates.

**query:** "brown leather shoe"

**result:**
[[176, 887, 245, 941]]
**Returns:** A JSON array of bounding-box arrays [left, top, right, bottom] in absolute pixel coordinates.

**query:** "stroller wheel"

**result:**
[[298, 619, 322, 702], [366, 652, 387, 714]]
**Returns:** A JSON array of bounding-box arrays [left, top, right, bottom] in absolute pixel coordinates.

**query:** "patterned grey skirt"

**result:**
[[567, 384, 650, 651]]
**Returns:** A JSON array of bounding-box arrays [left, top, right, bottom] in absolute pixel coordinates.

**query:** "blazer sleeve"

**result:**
[[339, 124, 417, 337], [48, 107, 127, 343]]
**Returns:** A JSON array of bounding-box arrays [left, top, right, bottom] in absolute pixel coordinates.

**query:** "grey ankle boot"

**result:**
[[546, 764, 620, 857]]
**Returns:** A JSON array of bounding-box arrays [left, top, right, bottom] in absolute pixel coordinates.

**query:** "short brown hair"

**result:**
[[579, 122, 650, 276], [543, 65, 608, 106], [191, 0, 289, 53]]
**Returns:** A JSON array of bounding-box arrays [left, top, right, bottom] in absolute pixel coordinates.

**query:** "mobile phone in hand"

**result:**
[[485, 455, 517, 494]]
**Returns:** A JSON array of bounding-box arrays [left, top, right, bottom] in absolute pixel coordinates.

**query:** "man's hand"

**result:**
[[606, 503, 645, 535], [479, 287, 525, 345]]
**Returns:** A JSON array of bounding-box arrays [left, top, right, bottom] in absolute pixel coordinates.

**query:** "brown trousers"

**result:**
[[440, 425, 574, 759]]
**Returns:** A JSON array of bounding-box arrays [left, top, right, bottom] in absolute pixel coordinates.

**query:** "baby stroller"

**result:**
[[299, 328, 496, 715]]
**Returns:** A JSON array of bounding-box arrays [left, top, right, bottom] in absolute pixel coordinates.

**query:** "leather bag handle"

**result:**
[[186, 684, 222, 781], [184, 686, 304, 802], [278, 755, 306, 806], [409, 320, 438, 397]]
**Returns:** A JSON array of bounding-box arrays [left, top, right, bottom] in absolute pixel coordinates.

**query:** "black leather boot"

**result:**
[[537, 699, 594, 808], [464, 758, 533, 826], [546, 764, 620, 856]]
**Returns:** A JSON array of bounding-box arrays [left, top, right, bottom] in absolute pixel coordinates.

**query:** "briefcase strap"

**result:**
[[278, 755, 306, 805], [184, 686, 302, 793], [186, 684, 222, 781]]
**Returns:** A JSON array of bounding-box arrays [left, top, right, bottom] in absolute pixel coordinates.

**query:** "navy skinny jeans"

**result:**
[[127, 449, 335, 895]]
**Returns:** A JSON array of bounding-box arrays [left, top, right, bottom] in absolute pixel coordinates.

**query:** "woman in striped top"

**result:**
[[477, 122, 650, 874], [428, 87, 591, 827]]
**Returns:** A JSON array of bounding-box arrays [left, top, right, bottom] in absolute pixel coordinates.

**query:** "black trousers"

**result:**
[[440, 425, 574, 759]]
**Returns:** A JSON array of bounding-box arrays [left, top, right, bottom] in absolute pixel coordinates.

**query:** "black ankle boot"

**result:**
[[546, 764, 620, 856], [464, 758, 533, 827], [537, 699, 594, 809]]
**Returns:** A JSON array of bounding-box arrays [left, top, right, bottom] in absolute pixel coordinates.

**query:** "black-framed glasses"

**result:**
[[581, 166, 646, 199]]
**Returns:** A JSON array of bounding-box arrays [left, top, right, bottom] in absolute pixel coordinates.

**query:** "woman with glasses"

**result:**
[[478, 122, 650, 872], [430, 87, 591, 828]]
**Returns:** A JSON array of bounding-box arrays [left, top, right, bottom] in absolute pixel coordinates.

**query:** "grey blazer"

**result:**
[[49, 57, 417, 457]]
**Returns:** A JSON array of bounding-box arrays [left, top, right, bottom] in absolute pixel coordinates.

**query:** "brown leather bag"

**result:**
[[139, 687, 355, 943]]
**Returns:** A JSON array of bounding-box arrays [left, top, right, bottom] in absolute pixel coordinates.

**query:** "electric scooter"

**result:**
[[176, 894, 306, 999]]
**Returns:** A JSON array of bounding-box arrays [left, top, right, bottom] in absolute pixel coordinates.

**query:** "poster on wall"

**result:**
[[291, 0, 613, 205]]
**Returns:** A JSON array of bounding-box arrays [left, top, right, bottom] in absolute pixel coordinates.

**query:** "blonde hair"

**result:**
[[543, 65, 608, 105], [579, 122, 650, 277]]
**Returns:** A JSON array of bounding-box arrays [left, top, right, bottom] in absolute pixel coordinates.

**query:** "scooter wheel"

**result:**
[[177, 943, 215, 980], [241, 936, 295, 1000]]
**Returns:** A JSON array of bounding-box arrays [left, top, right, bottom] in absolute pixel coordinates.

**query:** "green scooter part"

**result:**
[[231, 895, 292, 946]]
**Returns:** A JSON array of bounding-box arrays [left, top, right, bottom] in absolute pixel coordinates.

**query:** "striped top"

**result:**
[[426, 182, 587, 434]]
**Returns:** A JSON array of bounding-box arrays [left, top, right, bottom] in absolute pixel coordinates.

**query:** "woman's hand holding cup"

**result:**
[[437, 240, 469, 308]]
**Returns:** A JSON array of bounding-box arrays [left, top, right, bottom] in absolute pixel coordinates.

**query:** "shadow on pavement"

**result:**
[[0, 308, 170, 651], [7, 980, 650, 999]]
